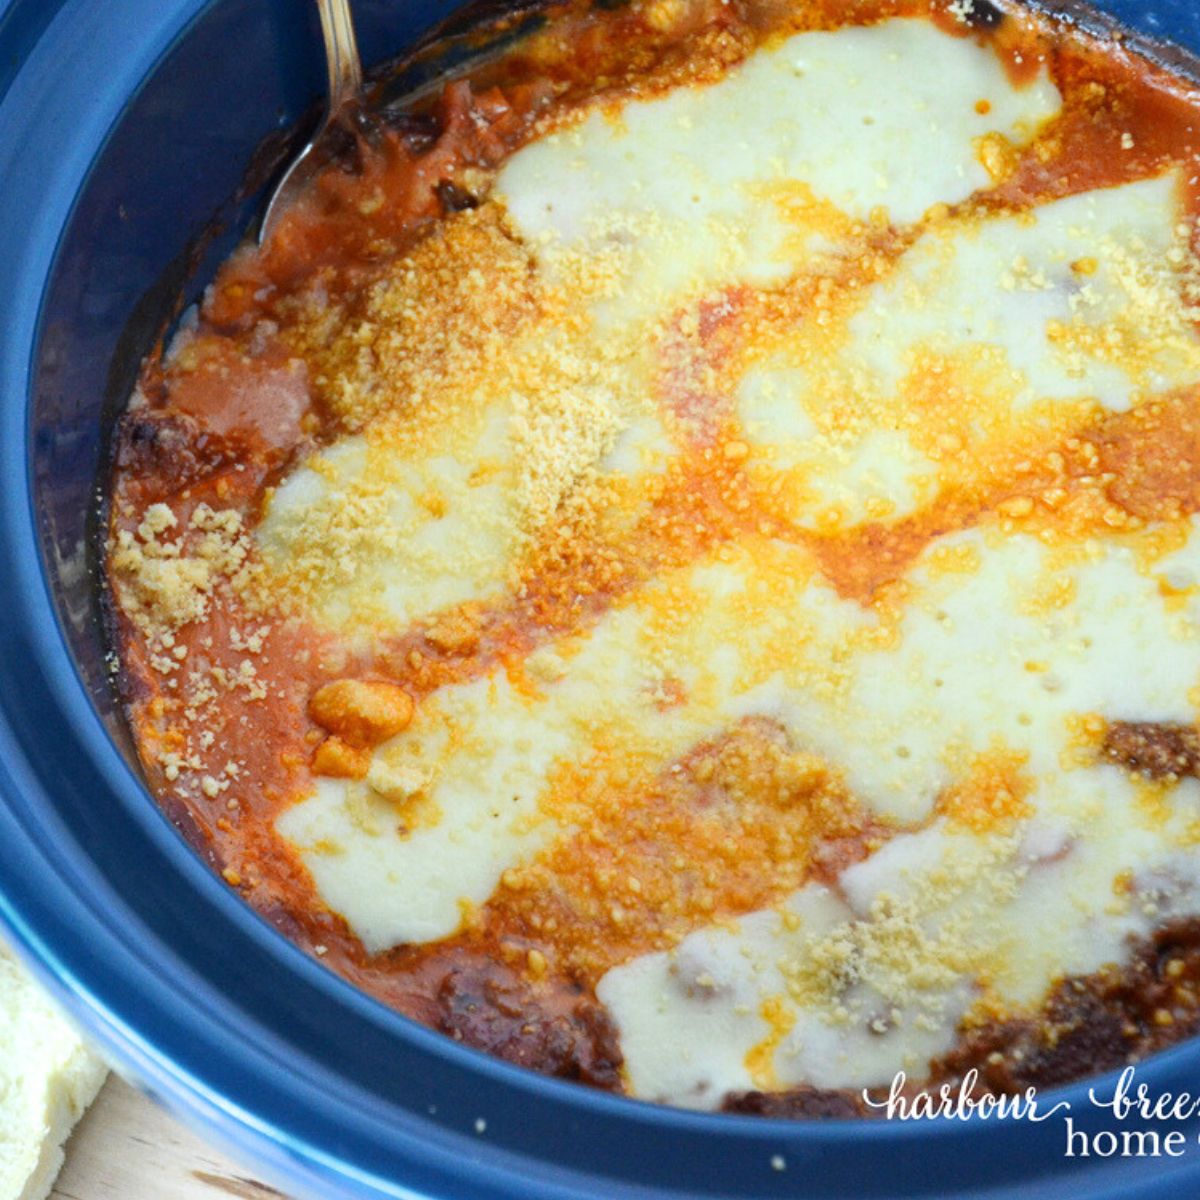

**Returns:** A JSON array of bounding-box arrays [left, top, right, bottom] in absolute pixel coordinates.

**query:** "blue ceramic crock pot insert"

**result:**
[[4, 1, 1200, 1197]]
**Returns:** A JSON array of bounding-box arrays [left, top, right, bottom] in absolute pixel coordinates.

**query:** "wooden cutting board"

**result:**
[[49, 1076, 290, 1200]]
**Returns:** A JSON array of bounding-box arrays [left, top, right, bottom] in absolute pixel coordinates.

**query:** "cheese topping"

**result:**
[[499, 18, 1061, 322], [600, 524, 1200, 1103], [263, 14, 1200, 1101], [108, 0, 1200, 1111], [259, 6, 1200, 1100], [259, 17, 1064, 636]]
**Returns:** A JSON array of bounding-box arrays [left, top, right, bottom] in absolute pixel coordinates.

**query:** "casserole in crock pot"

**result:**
[[105, 0, 1200, 1114]]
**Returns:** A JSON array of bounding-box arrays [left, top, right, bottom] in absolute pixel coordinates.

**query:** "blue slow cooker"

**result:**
[[4, 1, 1200, 1196]]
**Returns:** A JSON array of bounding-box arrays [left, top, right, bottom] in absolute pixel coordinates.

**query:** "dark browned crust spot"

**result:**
[[114, 409, 236, 505], [436, 179, 482, 212], [433, 960, 623, 1087], [723, 918, 1200, 1117], [932, 918, 1200, 1093], [722, 1086, 873, 1118], [1102, 721, 1200, 781], [957, 0, 1003, 29], [385, 111, 443, 156]]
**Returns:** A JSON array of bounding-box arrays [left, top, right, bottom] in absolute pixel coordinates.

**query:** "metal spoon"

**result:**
[[259, 0, 363, 246]]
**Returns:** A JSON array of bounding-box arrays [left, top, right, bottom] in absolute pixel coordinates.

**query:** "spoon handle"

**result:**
[[317, 0, 363, 111]]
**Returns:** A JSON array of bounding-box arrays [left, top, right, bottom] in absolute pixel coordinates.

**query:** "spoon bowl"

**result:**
[[259, 0, 363, 245]]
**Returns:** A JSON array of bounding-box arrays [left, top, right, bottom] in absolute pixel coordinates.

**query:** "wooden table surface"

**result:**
[[50, 1077, 290, 1200]]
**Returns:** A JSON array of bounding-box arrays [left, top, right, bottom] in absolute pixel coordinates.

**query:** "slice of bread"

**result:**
[[0, 945, 107, 1200]]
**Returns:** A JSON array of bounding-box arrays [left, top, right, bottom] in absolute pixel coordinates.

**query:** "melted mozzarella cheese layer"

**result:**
[[257, 345, 673, 636], [766, 527, 1200, 825], [258, 409, 518, 631], [498, 18, 1060, 325], [278, 541, 867, 950], [264, 14, 1200, 1106], [259, 19, 1068, 635], [600, 520, 1200, 1106], [736, 174, 1200, 530], [280, 511, 1200, 967], [850, 173, 1200, 411]]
